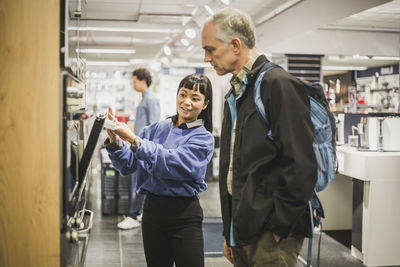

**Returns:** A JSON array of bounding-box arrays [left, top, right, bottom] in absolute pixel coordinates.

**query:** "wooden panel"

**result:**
[[0, 0, 60, 266]]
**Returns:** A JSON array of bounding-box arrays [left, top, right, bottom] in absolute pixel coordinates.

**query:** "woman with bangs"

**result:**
[[104, 73, 214, 267]]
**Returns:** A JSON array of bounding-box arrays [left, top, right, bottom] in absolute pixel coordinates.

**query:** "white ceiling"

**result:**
[[66, 0, 400, 73]]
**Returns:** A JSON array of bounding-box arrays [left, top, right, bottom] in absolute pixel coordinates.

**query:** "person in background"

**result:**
[[117, 68, 160, 230], [105, 73, 214, 267], [201, 8, 317, 267]]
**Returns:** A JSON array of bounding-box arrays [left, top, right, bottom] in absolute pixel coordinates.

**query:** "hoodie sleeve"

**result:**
[[106, 141, 138, 176], [135, 130, 214, 181]]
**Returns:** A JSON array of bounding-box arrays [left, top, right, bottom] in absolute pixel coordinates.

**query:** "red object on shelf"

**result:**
[[115, 113, 129, 123], [357, 97, 366, 105]]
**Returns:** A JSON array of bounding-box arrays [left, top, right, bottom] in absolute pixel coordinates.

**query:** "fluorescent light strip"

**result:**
[[321, 25, 400, 33], [86, 61, 131, 66], [76, 48, 136, 54], [256, 0, 302, 25], [328, 55, 341, 61], [67, 26, 181, 33], [185, 28, 196, 39], [322, 66, 367, 71], [204, 5, 215, 15], [187, 45, 195, 52], [186, 62, 210, 68], [70, 58, 146, 66], [163, 46, 172, 56], [166, 62, 210, 68], [372, 56, 400, 61], [181, 38, 189, 46], [328, 55, 400, 61], [130, 59, 146, 64], [352, 54, 369, 60]]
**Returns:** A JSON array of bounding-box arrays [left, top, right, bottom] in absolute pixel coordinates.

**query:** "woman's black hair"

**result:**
[[171, 73, 213, 133]]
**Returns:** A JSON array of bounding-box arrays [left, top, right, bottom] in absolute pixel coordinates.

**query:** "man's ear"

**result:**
[[231, 38, 242, 54]]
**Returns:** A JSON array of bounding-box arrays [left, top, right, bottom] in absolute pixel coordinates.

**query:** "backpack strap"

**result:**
[[253, 62, 282, 140], [307, 193, 324, 267], [307, 201, 314, 267]]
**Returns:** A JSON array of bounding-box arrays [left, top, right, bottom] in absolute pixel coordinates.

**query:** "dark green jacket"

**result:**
[[219, 55, 317, 246]]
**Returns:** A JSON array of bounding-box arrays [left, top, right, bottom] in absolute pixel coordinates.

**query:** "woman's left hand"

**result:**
[[106, 107, 135, 144]]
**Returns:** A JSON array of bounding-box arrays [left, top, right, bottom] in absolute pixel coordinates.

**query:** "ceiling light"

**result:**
[[187, 45, 195, 52], [67, 26, 181, 34], [220, 0, 230, 5], [328, 55, 341, 61], [336, 79, 340, 94], [180, 38, 189, 46], [329, 55, 370, 61], [76, 48, 136, 54], [70, 36, 88, 41], [350, 54, 369, 60], [161, 57, 170, 64], [322, 66, 367, 71], [255, 0, 302, 25], [356, 55, 370, 60], [86, 61, 131, 66], [171, 58, 188, 65], [163, 46, 172, 56], [114, 71, 122, 78], [150, 61, 162, 72], [371, 56, 400, 61], [185, 28, 196, 39], [129, 59, 145, 65], [204, 5, 215, 15], [171, 62, 211, 68]]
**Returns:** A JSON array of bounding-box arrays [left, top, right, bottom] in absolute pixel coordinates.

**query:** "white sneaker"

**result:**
[[137, 214, 143, 222], [117, 217, 140, 230]]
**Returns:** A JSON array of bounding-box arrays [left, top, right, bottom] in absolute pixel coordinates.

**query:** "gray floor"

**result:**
[[85, 154, 368, 267]]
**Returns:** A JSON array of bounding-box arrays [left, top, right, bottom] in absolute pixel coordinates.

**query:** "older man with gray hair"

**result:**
[[202, 8, 317, 267]]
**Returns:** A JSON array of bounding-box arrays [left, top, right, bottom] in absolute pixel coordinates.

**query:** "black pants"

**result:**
[[142, 193, 204, 267]]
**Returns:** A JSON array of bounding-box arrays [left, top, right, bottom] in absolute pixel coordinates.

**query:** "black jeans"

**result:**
[[142, 193, 204, 267]]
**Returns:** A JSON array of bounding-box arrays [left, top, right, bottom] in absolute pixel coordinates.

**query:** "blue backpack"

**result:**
[[253, 62, 337, 267]]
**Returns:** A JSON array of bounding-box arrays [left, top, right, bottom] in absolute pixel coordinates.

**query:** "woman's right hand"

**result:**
[[106, 107, 118, 143]]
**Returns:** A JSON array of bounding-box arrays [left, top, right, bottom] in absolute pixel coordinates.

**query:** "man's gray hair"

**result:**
[[208, 7, 256, 49]]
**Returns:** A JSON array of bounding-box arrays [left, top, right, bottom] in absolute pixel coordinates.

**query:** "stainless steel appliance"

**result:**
[[61, 70, 106, 267]]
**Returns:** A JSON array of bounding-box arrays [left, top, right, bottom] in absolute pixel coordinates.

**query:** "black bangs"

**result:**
[[181, 81, 206, 95]]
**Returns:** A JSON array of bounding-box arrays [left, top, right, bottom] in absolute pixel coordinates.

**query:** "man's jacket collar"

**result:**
[[224, 54, 270, 99]]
